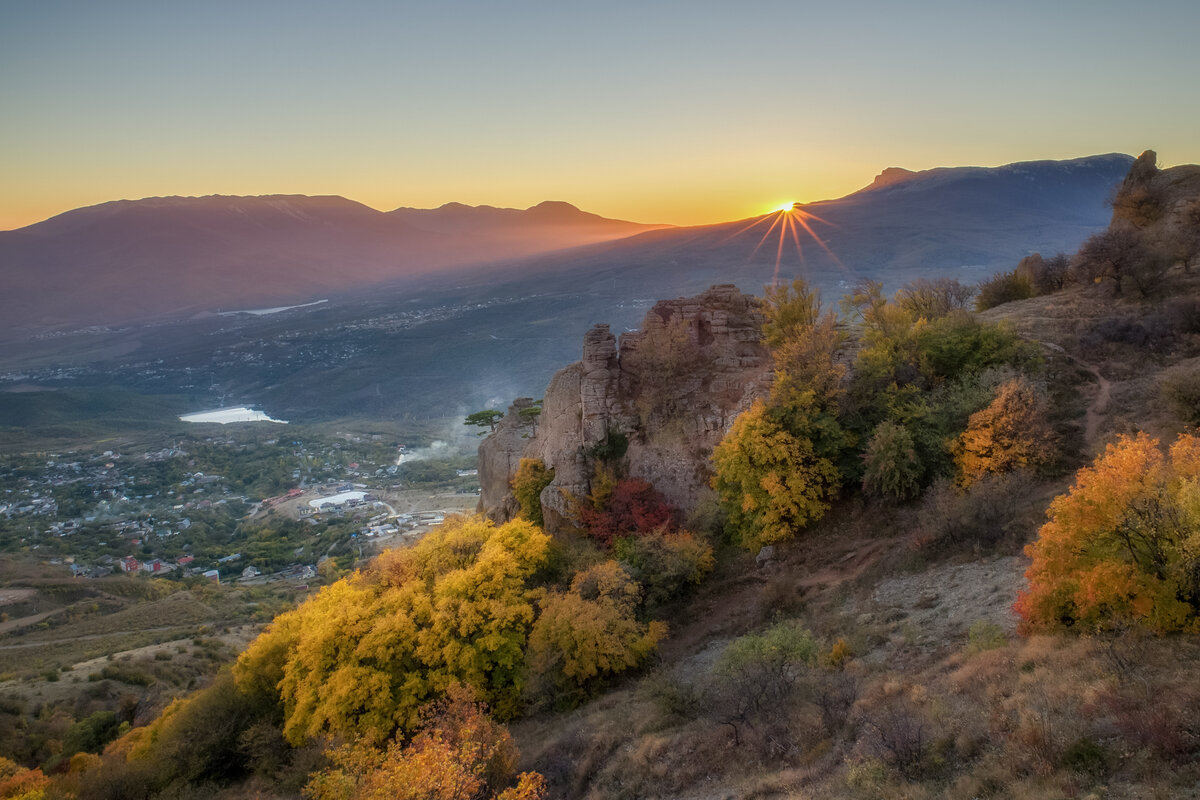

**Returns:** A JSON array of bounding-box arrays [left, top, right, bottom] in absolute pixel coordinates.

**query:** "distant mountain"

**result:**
[[0, 195, 665, 333], [478, 154, 1137, 305]]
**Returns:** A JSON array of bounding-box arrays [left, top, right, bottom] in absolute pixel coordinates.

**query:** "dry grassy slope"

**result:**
[[509, 272, 1200, 799]]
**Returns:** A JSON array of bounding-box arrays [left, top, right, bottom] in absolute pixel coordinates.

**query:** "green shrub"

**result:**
[[613, 529, 715, 608], [861, 421, 923, 500], [511, 458, 554, 527], [966, 620, 1008, 653]]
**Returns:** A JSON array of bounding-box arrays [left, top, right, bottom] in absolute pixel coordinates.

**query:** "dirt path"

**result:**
[[1044, 342, 1111, 449], [1082, 361, 1112, 447]]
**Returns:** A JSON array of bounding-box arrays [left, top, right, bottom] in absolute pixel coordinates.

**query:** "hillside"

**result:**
[[4, 153, 1200, 797]]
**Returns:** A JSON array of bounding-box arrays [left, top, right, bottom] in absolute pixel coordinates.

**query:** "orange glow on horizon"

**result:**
[[746, 203, 844, 285]]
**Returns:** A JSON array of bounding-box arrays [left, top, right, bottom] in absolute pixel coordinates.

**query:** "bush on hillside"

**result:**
[[525, 562, 666, 708], [1017, 432, 1200, 634], [1160, 364, 1200, 425], [975, 269, 1034, 310], [613, 529, 715, 608]]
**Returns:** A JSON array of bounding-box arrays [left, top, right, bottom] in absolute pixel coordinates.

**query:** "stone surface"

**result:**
[[478, 285, 772, 530]]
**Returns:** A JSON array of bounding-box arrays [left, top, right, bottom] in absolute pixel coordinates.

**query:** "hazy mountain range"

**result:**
[[0, 153, 1137, 426], [0, 154, 1133, 339], [0, 196, 664, 333]]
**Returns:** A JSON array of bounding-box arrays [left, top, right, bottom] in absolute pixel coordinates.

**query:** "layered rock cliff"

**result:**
[[478, 285, 772, 531]]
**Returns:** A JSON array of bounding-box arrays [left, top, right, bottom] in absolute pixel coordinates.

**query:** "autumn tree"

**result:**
[[712, 396, 842, 551], [510, 458, 553, 527], [953, 376, 1054, 486], [1016, 432, 1200, 634], [764, 278, 846, 403], [304, 685, 546, 800], [525, 561, 667, 706], [234, 516, 550, 744]]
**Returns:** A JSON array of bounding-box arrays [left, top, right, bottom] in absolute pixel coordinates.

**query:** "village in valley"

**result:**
[[0, 427, 479, 592]]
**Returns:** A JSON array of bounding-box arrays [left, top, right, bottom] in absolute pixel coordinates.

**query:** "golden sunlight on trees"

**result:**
[[953, 376, 1054, 487], [234, 516, 550, 744], [711, 279, 847, 550], [763, 279, 846, 403], [526, 561, 667, 706], [1017, 433, 1200, 634], [303, 684, 546, 800], [511, 458, 554, 527], [712, 397, 842, 551]]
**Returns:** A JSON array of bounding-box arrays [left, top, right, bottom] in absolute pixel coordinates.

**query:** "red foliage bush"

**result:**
[[577, 478, 676, 545]]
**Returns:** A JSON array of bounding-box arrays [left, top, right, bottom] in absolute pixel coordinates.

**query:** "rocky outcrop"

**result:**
[[478, 285, 772, 531]]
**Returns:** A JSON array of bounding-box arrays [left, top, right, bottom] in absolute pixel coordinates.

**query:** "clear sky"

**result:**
[[2, 0, 1199, 230]]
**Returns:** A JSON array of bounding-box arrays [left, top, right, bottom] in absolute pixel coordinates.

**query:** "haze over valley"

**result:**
[[4, 2, 1200, 798], [0, 153, 1133, 428]]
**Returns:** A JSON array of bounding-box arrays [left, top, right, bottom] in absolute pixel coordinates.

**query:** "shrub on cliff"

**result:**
[[511, 458, 554, 527], [576, 477, 676, 546]]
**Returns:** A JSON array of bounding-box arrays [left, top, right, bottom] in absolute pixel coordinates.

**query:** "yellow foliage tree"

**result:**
[[0, 756, 49, 800], [234, 516, 550, 745], [511, 458, 554, 526], [1017, 432, 1200, 634], [711, 397, 842, 550], [526, 561, 667, 704]]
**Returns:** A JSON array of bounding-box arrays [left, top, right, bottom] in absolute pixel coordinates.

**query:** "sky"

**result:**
[[2, 0, 1199, 231]]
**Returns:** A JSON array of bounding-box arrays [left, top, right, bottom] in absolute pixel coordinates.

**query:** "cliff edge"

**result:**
[[478, 284, 772, 531]]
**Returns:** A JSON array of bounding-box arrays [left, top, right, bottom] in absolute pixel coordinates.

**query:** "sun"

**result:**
[[773, 201, 795, 214]]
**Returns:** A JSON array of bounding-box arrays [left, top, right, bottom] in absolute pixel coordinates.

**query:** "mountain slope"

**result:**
[[0, 195, 664, 333], [480, 154, 1136, 304]]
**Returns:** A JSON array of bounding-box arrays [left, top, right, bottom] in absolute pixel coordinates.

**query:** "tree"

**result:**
[[861, 421, 922, 500], [894, 277, 974, 320], [1016, 433, 1200, 635], [465, 410, 505, 433], [303, 685, 547, 800], [712, 396, 842, 551], [764, 278, 846, 402], [234, 516, 550, 744], [1072, 228, 1164, 297], [613, 528, 715, 608], [953, 377, 1054, 486], [526, 562, 667, 706], [510, 459, 554, 527]]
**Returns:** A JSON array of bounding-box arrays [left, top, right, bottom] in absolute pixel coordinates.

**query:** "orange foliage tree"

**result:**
[[953, 376, 1054, 487], [304, 684, 546, 800], [1017, 432, 1200, 634]]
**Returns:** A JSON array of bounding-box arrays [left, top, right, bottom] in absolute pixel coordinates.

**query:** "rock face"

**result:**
[[478, 285, 772, 531]]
